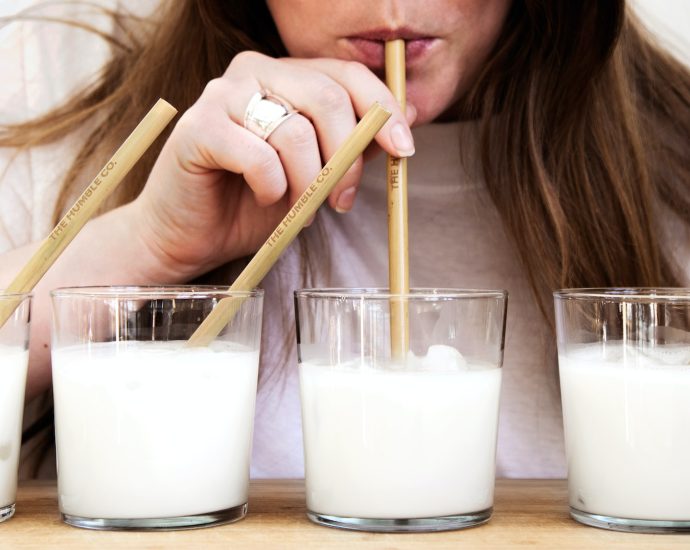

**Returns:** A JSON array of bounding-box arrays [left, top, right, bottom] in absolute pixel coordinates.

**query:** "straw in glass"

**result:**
[[385, 39, 410, 360]]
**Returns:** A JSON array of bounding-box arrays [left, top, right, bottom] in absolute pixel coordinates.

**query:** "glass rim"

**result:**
[[50, 285, 263, 299], [0, 290, 32, 299], [295, 287, 507, 300], [554, 287, 690, 301]]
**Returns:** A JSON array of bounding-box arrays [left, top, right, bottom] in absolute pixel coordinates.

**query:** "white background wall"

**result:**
[[631, 0, 690, 65]]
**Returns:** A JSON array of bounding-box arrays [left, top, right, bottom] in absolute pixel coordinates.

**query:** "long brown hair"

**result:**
[[2, 0, 689, 311], [465, 2, 689, 320]]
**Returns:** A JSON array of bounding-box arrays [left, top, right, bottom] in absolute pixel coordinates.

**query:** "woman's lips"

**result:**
[[344, 31, 437, 69]]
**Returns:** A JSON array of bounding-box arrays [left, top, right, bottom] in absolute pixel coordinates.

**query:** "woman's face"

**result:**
[[266, 0, 512, 124]]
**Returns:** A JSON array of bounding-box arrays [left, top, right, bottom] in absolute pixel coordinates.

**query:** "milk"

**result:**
[[559, 343, 690, 520], [52, 340, 259, 519], [0, 347, 29, 510], [299, 345, 502, 519]]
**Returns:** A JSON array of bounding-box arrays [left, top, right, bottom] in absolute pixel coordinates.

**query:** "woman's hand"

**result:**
[[129, 52, 416, 282]]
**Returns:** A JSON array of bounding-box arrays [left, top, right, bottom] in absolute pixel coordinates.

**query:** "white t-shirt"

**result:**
[[2, 1, 689, 480]]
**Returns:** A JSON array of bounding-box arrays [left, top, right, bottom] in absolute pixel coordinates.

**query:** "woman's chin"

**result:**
[[407, 87, 460, 125]]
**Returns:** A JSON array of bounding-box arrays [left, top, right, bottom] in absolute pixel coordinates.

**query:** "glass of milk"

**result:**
[[295, 288, 507, 532], [0, 292, 31, 524], [50, 286, 263, 530], [555, 288, 690, 533]]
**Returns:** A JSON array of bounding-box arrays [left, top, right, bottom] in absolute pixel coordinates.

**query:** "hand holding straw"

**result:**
[[0, 99, 178, 327], [187, 102, 392, 347], [385, 40, 410, 360]]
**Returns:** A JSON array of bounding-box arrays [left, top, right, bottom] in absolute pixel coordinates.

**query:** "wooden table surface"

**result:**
[[0, 479, 687, 549]]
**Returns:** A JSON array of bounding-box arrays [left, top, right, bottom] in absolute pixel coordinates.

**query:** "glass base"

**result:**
[[0, 503, 15, 523], [61, 502, 247, 531], [571, 507, 690, 533], [307, 507, 492, 532]]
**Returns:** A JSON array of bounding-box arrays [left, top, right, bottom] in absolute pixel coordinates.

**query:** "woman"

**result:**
[[2, 0, 689, 478]]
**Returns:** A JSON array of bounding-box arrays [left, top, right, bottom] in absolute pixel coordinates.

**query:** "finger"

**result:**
[[284, 57, 416, 159], [225, 53, 364, 210], [176, 100, 287, 207], [363, 102, 418, 163], [226, 54, 362, 210], [279, 58, 415, 212], [266, 113, 323, 207]]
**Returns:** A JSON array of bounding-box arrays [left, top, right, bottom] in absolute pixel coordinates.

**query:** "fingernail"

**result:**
[[390, 122, 415, 157], [335, 187, 357, 213], [305, 215, 316, 227]]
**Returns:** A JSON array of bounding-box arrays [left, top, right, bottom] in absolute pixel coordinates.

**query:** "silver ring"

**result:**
[[243, 89, 298, 140]]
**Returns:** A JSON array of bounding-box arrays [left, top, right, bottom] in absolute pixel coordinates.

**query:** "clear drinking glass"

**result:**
[[51, 286, 263, 530], [295, 288, 507, 532], [0, 292, 31, 523], [555, 288, 690, 533]]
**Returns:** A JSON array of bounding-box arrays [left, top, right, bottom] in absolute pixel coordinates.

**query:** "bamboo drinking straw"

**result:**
[[385, 39, 410, 360], [0, 99, 177, 327], [187, 102, 392, 347]]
